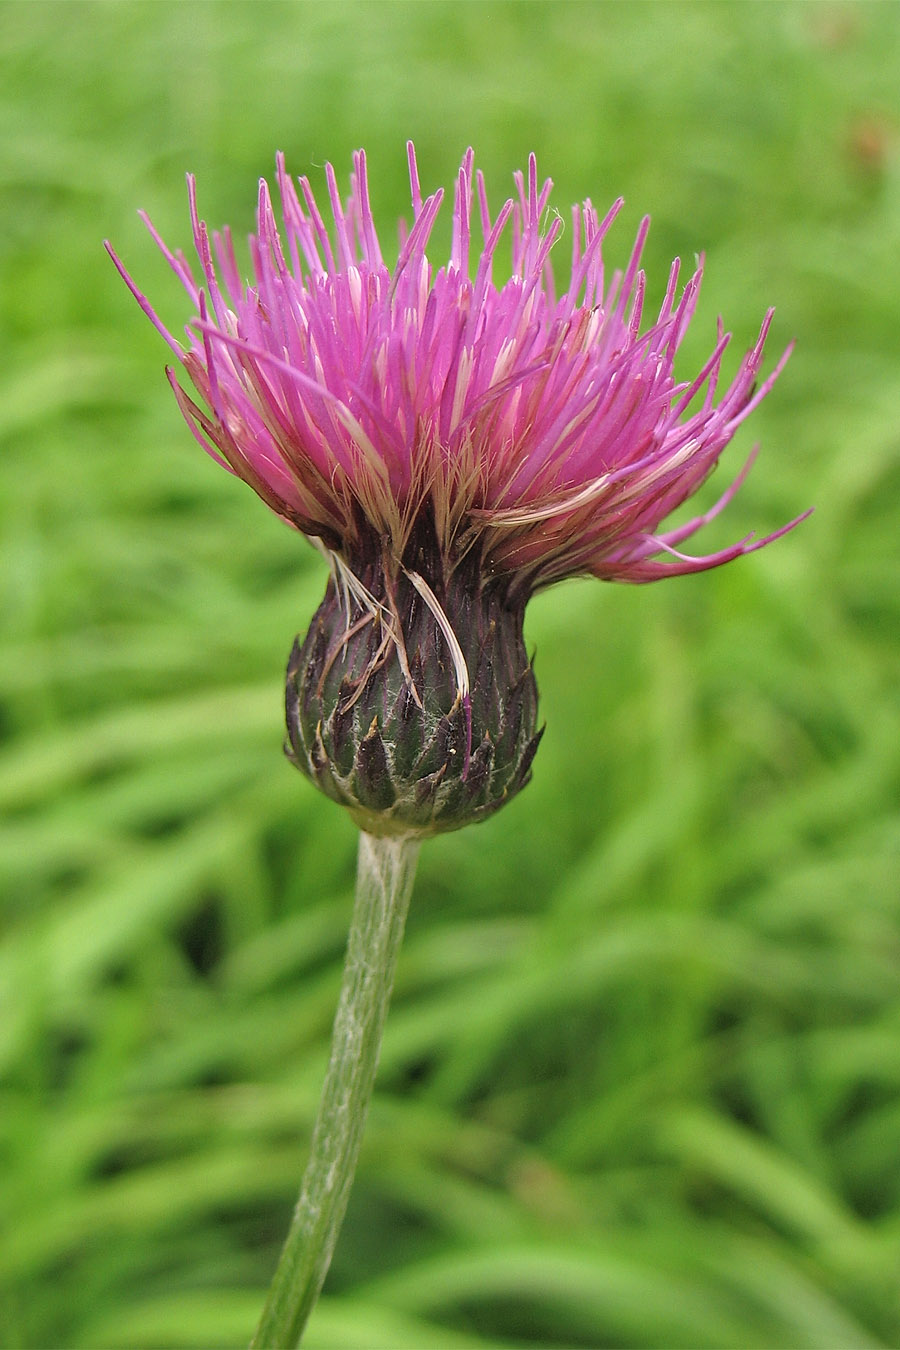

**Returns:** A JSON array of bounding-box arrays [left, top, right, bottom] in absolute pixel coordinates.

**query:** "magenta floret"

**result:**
[[106, 145, 808, 592]]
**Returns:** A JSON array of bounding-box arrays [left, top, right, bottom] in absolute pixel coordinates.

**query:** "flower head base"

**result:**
[[108, 146, 808, 835], [285, 511, 541, 835]]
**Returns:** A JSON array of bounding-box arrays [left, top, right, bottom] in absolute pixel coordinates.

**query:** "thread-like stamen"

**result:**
[[316, 611, 377, 698], [404, 569, 473, 775], [403, 570, 470, 701], [331, 551, 387, 627], [339, 628, 395, 712], [379, 567, 425, 710], [329, 552, 425, 710]]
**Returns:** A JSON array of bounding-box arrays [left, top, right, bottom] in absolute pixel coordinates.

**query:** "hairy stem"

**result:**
[[251, 831, 420, 1348]]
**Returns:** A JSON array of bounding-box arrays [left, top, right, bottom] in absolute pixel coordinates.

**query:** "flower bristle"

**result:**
[[105, 144, 809, 595]]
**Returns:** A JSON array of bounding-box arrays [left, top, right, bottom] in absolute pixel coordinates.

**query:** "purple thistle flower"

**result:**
[[107, 146, 809, 835]]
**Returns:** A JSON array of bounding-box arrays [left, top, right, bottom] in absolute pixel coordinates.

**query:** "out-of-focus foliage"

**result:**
[[1, 2, 898, 1346]]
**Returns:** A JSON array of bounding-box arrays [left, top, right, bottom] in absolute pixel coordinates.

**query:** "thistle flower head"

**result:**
[[108, 146, 808, 836]]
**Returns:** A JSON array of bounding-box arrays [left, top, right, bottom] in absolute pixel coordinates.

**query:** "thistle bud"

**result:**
[[285, 519, 542, 837]]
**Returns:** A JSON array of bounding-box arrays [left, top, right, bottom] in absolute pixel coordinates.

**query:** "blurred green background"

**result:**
[[2, 2, 899, 1346]]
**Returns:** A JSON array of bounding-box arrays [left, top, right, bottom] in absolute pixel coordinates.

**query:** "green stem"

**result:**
[[251, 831, 420, 1349]]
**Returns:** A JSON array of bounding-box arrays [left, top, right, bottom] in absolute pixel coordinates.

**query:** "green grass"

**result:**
[[2, 1, 899, 1346]]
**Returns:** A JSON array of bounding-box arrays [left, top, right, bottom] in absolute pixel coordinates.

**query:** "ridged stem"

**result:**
[[250, 831, 420, 1348]]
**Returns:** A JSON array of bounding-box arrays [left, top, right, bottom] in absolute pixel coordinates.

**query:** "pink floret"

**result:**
[[106, 145, 809, 589]]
